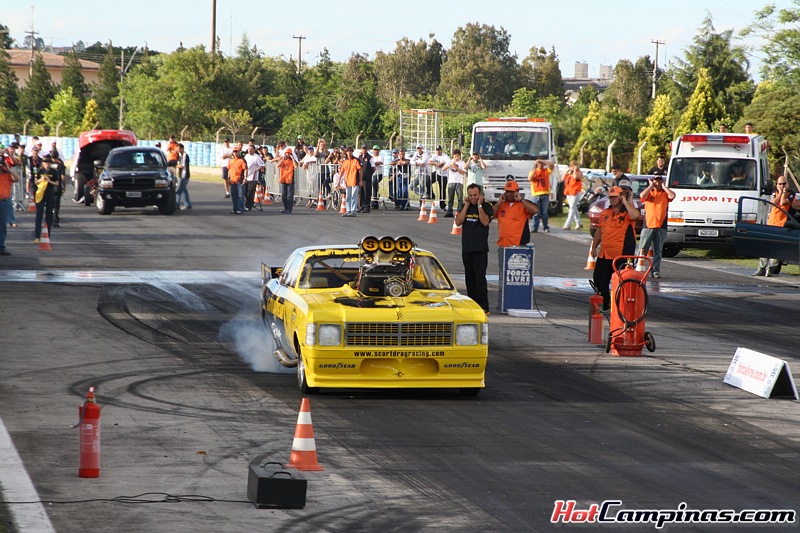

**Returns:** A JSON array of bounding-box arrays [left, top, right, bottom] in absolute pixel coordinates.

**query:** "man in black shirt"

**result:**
[[456, 183, 494, 314], [648, 155, 667, 176]]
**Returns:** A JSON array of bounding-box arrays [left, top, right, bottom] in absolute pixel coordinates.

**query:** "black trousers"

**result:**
[[244, 180, 257, 210], [593, 257, 614, 311], [462, 251, 489, 312]]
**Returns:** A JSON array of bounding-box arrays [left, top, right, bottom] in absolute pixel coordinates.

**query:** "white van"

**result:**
[[663, 133, 772, 256]]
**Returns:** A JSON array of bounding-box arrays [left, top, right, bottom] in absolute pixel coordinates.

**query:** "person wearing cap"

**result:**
[[638, 174, 675, 279], [456, 183, 494, 314], [494, 180, 538, 247], [33, 155, 59, 243], [389, 149, 411, 210], [166, 135, 179, 176], [274, 147, 298, 214], [528, 158, 554, 233], [370, 145, 383, 209], [589, 184, 640, 310], [409, 144, 429, 203], [428, 145, 449, 209], [0, 150, 21, 255], [294, 135, 306, 160], [340, 147, 362, 217]]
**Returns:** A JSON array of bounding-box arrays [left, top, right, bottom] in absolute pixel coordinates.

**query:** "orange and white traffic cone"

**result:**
[[583, 243, 596, 270], [286, 398, 324, 471], [635, 248, 653, 272], [39, 224, 52, 251], [255, 184, 264, 205], [316, 190, 325, 211], [28, 196, 37, 212], [339, 195, 347, 214], [427, 203, 439, 224], [450, 219, 462, 235], [417, 199, 427, 221]]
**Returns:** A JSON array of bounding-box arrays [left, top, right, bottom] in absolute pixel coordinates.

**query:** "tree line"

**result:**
[[1, 10, 800, 174]]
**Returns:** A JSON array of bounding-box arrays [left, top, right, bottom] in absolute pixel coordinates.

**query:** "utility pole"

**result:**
[[651, 39, 664, 100], [210, 0, 216, 55], [26, 6, 39, 77], [292, 35, 305, 74]]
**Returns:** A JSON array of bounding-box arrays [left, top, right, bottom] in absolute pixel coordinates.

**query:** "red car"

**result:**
[[71, 130, 138, 205], [586, 175, 650, 236]]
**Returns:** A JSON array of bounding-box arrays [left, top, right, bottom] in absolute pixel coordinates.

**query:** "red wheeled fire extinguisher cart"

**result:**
[[606, 256, 656, 356]]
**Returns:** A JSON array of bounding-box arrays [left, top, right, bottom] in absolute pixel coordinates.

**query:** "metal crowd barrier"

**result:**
[[259, 161, 450, 212]]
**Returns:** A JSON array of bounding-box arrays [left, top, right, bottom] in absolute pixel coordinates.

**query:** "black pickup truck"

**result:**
[[95, 146, 176, 215]]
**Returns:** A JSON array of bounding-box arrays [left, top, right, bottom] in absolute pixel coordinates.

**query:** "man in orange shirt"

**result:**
[[227, 149, 247, 214], [590, 185, 640, 310], [528, 158, 554, 233], [0, 150, 21, 255], [638, 175, 676, 278], [275, 148, 298, 214], [753, 176, 800, 276], [494, 180, 538, 247], [166, 135, 179, 177], [339, 147, 362, 217]]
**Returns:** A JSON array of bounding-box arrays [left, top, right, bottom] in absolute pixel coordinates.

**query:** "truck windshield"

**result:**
[[668, 158, 758, 190], [472, 128, 549, 160]]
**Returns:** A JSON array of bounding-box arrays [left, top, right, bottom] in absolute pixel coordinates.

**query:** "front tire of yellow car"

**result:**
[[297, 353, 319, 394]]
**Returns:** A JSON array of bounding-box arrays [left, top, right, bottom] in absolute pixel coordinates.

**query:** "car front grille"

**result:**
[[345, 322, 453, 346], [113, 178, 156, 190]]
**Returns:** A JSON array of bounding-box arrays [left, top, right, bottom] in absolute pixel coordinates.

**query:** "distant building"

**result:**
[[6, 49, 101, 87], [563, 62, 614, 105]]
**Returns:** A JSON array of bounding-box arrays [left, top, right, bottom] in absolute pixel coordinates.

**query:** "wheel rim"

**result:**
[[297, 355, 306, 390]]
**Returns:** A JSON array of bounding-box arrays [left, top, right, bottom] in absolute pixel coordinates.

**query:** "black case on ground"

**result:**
[[247, 461, 307, 509]]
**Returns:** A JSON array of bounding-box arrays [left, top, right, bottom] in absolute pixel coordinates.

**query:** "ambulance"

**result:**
[[469, 117, 563, 215], [662, 133, 773, 256]]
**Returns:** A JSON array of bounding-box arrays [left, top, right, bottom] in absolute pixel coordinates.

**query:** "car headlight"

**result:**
[[305, 323, 341, 346], [318, 324, 341, 346], [456, 324, 478, 346], [154, 178, 169, 188], [98, 178, 112, 188]]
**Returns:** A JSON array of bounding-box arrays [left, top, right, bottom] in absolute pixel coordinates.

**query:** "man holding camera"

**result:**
[[590, 185, 640, 310], [528, 158, 554, 233], [639, 174, 675, 279]]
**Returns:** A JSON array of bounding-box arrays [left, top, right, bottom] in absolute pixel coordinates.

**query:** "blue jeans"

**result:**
[[532, 194, 549, 230], [176, 177, 191, 208], [346, 185, 359, 214], [280, 182, 294, 213], [0, 198, 10, 251], [638, 227, 666, 273], [229, 182, 243, 212]]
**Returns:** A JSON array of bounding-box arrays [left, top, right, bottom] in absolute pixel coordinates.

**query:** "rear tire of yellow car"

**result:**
[[459, 388, 481, 397], [297, 354, 318, 394]]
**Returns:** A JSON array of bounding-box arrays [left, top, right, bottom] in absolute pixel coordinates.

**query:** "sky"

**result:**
[[2, 0, 788, 79]]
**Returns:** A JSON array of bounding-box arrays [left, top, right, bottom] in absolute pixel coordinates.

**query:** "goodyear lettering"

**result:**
[[679, 196, 739, 203], [354, 350, 445, 358], [319, 363, 356, 369], [443, 362, 481, 368]]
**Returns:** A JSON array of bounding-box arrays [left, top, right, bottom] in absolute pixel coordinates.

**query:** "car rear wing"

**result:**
[[261, 263, 282, 284]]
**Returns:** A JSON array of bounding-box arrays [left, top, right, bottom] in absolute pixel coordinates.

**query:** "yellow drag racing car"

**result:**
[[260, 236, 488, 395]]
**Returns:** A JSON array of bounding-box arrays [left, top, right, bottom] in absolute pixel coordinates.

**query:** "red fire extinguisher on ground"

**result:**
[[607, 256, 656, 357], [78, 387, 101, 478], [588, 292, 604, 345]]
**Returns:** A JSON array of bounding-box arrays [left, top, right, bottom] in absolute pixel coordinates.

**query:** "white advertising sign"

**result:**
[[723, 347, 798, 400]]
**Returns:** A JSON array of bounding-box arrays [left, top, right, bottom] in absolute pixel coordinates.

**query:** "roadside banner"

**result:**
[[723, 347, 798, 400]]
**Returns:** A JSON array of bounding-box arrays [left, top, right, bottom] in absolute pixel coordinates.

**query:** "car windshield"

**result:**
[[472, 128, 550, 160], [106, 150, 163, 169], [297, 253, 453, 291], [668, 158, 757, 190]]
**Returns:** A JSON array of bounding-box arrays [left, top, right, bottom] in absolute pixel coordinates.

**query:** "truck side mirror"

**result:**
[[556, 134, 566, 148]]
